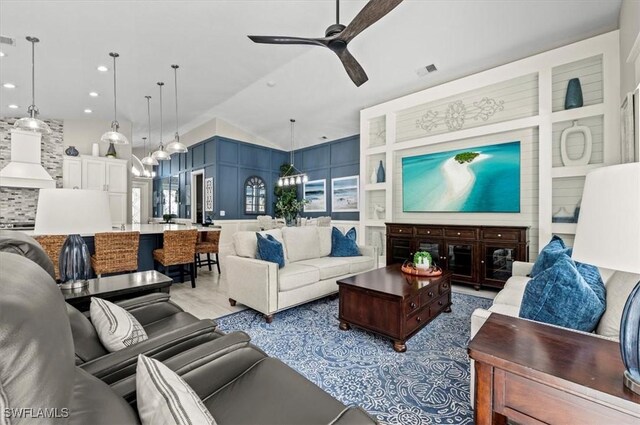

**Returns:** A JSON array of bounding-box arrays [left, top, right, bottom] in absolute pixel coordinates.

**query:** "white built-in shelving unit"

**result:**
[[360, 31, 620, 259]]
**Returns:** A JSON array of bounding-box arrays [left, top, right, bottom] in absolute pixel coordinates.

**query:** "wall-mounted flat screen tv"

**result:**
[[402, 141, 520, 213]]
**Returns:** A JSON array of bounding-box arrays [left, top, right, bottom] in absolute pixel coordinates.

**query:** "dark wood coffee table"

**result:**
[[337, 265, 452, 352], [62, 270, 173, 311]]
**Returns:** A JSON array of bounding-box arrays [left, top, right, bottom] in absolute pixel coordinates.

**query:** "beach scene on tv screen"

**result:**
[[402, 141, 521, 213]]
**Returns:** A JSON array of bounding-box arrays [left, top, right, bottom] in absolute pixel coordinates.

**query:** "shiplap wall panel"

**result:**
[[552, 177, 585, 217], [552, 116, 604, 167], [367, 153, 386, 182], [395, 74, 539, 142], [551, 55, 603, 112], [368, 116, 386, 148], [392, 128, 539, 257], [366, 190, 386, 221]]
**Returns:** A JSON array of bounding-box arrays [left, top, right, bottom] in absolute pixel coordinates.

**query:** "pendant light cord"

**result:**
[[158, 82, 164, 147], [30, 39, 35, 108], [172, 65, 179, 137], [145, 95, 152, 149], [109, 52, 120, 130], [336, 0, 340, 24], [290, 119, 295, 167]]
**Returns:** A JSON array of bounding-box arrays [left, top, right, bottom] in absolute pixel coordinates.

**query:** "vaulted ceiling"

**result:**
[[0, 0, 622, 150]]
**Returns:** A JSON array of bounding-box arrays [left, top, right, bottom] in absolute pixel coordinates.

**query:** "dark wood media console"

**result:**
[[385, 223, 529, 290]]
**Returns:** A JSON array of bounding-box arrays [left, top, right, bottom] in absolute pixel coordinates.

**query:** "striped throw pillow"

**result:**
[[90, 297, 148, 352], [137, 355, 216, 425]]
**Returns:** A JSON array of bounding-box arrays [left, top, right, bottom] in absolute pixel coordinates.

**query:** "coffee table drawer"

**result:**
[[419, 286, 438, 305], [429, 293, 450, 316], [405, 309, 429, 334], [389, 225, 413, 236], [444, 228, 477, 239], [404, 295, 420, 316], [439, 279, 451, 295]]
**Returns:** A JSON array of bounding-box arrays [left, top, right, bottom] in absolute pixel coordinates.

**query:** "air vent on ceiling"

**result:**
[[0, 36, 16, 46], [416, 64, 437, 77]]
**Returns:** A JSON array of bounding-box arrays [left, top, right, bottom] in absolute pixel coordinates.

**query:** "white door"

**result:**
[[108, 192, 127, 225], [106, 161, 128, 192], [132, 179, 150, 224], [62, 157, 82, 189], [82, 158, 107, 191]]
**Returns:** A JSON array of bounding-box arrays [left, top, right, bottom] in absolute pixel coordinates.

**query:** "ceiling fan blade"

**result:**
[[248, 35, 328, 48], [334, 48, 368, 87], [340, 0, 403, 43]]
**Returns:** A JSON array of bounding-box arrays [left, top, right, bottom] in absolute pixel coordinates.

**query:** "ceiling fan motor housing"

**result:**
[[326, 24, 347, 51]]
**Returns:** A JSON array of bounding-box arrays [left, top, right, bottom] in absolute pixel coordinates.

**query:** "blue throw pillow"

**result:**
[[330, 227, 361, 257], [575, 261, 606, 306], [256, 233, 285, 268], [530, 235, 571, 277], [519, 254, 605, 332]]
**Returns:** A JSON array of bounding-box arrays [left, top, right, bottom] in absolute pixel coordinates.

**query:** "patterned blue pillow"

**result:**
[[575, 261, 606, 305], [530, 235, 571, 277], [519, 254, 605, 332], [330, 227, 361, 257], [256, 233, 285, 268]]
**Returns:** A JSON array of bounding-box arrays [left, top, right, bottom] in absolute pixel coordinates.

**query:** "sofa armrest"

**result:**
[[115, 294, 189, 326], [328, 406, 378, 424], [512, 261, 534, 277], [471, 308, 492, 339], [111, 331, 258, 404], [115, 292, 171, 310], [227, 255, 279, 315], [358, 245, 378, 267], [81, 319, 221, 384]]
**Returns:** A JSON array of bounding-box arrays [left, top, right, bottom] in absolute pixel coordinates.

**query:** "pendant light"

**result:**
[[141, 95, 159, 166], [165, 64, 188, 154], [100, 52, 129, 145], [277, 119, 307, 187], [151, 82, 171, 161], [13, 36, 52, 135]]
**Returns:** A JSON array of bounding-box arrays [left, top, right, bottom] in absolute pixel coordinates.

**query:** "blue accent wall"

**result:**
[[152, 134, 360, 221]]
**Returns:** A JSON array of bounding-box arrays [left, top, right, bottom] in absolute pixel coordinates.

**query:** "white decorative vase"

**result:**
[[370, 169, 377, 184], [560, 121, 592, 166]]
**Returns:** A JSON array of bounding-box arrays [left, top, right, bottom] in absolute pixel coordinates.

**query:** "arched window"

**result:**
[[244, 176, 266, 214]]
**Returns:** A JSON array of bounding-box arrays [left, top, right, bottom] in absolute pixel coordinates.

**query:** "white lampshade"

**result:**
[[35, 189, 113, 235], [572, 163, 640, 273]]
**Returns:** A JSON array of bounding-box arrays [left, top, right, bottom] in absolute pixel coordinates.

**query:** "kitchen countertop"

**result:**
[[15, 223, 221, 237]]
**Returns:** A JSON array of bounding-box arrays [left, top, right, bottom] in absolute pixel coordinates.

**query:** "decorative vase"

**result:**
[[370, 168, 377, 184], [64, 146, 79, 157], [620, 281, 640, 395], [106, 142, 117, 158], [92, 142, 100, 156], [376, 160, 385, 183], [564, 78, 584, 110], [58, 234, 90, 289]]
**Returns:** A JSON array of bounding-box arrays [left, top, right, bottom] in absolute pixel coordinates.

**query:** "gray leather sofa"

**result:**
[[0, 246, 378, 423]]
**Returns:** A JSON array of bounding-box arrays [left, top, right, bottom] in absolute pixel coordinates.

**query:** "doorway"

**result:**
[[132, 178, 151, 224], [191, 170, 205, 224]]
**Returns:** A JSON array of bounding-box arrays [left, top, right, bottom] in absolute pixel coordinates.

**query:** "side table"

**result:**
[[62, 270, 172, 311], [468, 313, 640, 424]]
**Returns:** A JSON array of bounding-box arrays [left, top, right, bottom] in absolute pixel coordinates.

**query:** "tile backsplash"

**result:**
[[0, 118, 64, 223]]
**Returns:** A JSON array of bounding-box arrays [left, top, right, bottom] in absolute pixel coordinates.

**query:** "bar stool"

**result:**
[[153, 229, 198, 288], [34, 235, 66, 281], [195, 230, 221, 275], [91, 231, 140, 277]]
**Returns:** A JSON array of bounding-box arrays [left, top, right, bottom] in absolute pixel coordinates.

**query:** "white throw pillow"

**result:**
[[596, 271, 640, 339], [90, 297, 148, 352], [282, 227, 321, 262], [136, 355, 217, 425], [233, 229, 288, 262]]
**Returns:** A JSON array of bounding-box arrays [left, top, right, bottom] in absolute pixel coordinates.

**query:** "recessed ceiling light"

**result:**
[[84, 109, 92, 114], [89, 91, 99, 97], [3, 83, 15, 89], [97, 65, 108, 72], [416, 64, 438, 77], [0, 51, 5, 57], [8, 104, 19, 109]]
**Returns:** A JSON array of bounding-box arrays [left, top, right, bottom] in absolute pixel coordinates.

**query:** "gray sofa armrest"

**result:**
[[114, 293, 193, 327], [81, 319, 222, 384], [329, 406, 378, 424], [512, 261, 534, 277]]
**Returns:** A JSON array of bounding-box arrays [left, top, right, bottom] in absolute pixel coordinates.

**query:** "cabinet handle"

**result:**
[[410, 302, 416, 309], [438, 301, 443, 306], [398, 229, 403, 232], [428, 291, 433, 297], [498, 234, 502, 238], [427, 231, 430, 234], [457, 232, 461, 235], [442, 283, 448, 289], [416, 316, 422, 322], [481, 260, 485, 264]]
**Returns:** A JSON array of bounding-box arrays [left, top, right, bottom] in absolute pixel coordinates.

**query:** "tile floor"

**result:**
[[170, 268, 498, 320]]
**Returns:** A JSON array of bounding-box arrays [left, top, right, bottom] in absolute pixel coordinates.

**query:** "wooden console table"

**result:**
[[468, 313, 640, 424]]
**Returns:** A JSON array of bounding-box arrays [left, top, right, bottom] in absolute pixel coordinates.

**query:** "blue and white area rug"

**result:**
[[217, 292, 492, 425]]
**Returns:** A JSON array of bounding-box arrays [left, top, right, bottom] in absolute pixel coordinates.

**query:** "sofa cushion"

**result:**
[[348, 255, 375, 274], [297, 257, 351, 280], [233, 229, 287, 261], [519, 255, 605, 332], [530, 235, 571, 277], [279, 263, 321, 292], [90, 297, 149, 352], [318, 226, 332, 257], [493, 285, 528, 307], [596, 271, 640, 339], [330, 227, 361, 257], [137, 355, 216, 425], [502, 275, 530, 291], [256, 234, 285, 268], [488, 303, 521, 317], [282, 227, 320, 262]]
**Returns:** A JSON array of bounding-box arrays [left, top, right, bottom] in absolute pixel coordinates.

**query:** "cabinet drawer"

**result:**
[[429, 293, 450, 316], [389, 225, 413, 236], [439, 279, 451, 295], [444, 228, 477, 239], [405, 309, 429, 334], [481, 229, 522, 241], [404, 295, 420, 316], [419, 285, 438, 305], [416, 227, 443, 237]]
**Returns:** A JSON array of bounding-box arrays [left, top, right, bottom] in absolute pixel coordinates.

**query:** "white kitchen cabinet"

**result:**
[[108, 192, 127, 226], [62, 157, 82, 189]]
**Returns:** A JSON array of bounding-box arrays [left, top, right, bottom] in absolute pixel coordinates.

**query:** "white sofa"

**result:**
[[469, 260, 640, 405], [226, 226, 378, 322]]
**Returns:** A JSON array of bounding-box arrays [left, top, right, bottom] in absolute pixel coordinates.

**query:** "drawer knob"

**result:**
[[438, 301, 443, 306], [498, 234, 502, 237], [410, 302, 416, 309], [428, 291, 433, 297], [416, 316, 422, 322], [442, 283, 448, 289], [457, 232, 461, 235], [481, 260, 485, 264], [427, 231, 430, 234]]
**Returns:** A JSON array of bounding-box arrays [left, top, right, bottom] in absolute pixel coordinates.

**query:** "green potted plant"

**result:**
[[413, 250, 432, 270], [274, 163, 309, 225], [163, 213, 177, 224]]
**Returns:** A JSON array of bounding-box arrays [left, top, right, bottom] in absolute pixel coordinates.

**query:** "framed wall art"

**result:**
[[303, 179, 326, 212], [331, 176, 359, 212]]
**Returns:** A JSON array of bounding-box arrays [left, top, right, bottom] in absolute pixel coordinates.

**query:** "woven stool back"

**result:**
[[34, 235, 67, 281], [92, 231, 140, 275], [161, 229, 198, 266], [197, 230, 220, 252]]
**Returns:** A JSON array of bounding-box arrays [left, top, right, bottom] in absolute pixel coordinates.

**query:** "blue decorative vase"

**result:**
[[564, 78, 584, 110], [58, 234, 90, 289], [64, 146, 79, 156], [376, 160, 385, 183], [621, 281, 640, 394]]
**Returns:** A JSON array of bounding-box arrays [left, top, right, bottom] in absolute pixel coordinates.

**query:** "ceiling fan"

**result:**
[[248, 0, 403, 87]]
